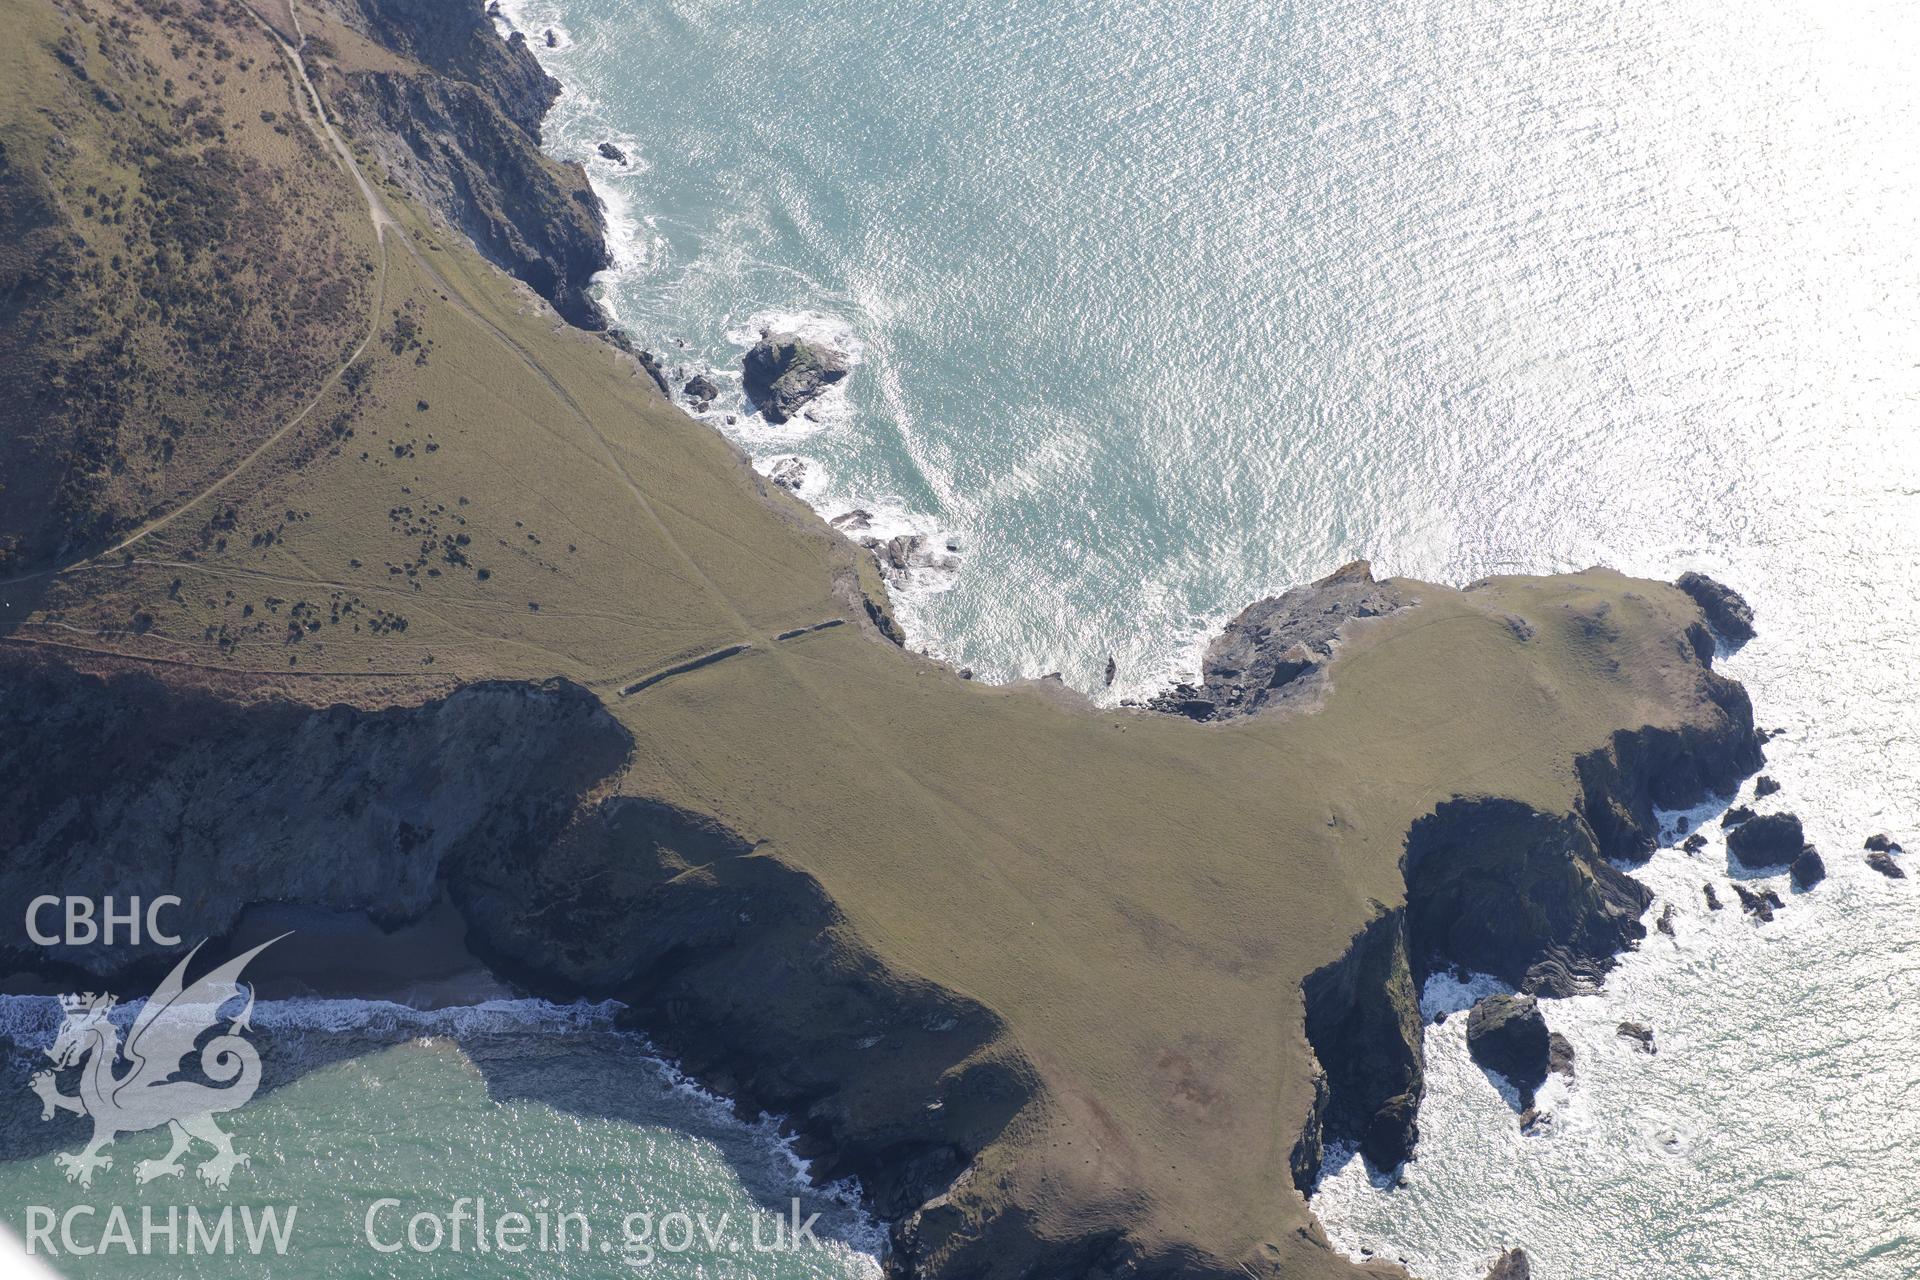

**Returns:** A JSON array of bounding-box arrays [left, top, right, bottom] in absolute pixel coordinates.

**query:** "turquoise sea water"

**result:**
[[0, 1000, 883, 1278], [7, 1, 1919, 1276]]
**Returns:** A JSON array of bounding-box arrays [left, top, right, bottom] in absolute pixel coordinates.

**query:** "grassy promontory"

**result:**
[[0, 3, 1762, 1277]]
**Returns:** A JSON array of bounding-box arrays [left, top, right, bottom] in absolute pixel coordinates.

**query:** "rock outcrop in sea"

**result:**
[[1732, 883, 1785, 920], [1617, 1021, 1657, 1053], [683, 374, 720, 409], [1484, 1248, 1532, 1280], [1727, 811, 1805, 868], [1466, 994, 1553, 1104], [742, 327, 851, 423]]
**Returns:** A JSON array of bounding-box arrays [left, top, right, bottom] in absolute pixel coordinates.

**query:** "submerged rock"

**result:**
[[1867, 851, 1906, 879], [1727, 811, 1805, 868], [1485, 1247, 1532, 1280], [1104, 656, 1117, 687], [1617, 1021, 1657, 1054], [1675, 571, 1756, 646], [1467, 994, 1551, 1102], [742, 327, 850, 423], [1790, 846, 1826, 889], [544, 28, 558, 47]]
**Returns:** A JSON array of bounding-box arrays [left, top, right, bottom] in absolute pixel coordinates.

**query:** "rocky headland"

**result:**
[[1465, 994, 1553, 1102], [1147, 565, 1764, 1184], [2, 564, 1768, 1280], [0, 5, 1783, 1279]]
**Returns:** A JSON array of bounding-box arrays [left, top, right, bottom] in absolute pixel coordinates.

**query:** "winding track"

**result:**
[[0, 4, 392, 592]]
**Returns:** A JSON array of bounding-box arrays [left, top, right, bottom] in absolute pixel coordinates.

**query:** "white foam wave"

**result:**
[[1418, 969, 1512, 1021], [0, 994, 620, 1046], [490, 8, 958, 666]]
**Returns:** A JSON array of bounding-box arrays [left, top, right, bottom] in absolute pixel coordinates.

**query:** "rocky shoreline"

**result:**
[[1, 564, 1772, 1278], [1138, 560, 1415, 720], [444, 6, 941, 605], [322, 0, 614, 328], [1193, 566, 1766, 1185]]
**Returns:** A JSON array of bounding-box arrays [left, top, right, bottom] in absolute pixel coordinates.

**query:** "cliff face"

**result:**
[[1295, 630, 1762, 1181], [455, 794, 1036, 1229], [342, 0, 560, 137], [319, 0, 612, 328], [0, 653, 631, 977], [1300, 911, 1424, 1176]]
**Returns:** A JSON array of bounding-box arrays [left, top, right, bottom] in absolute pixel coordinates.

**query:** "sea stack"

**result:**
[[1790, 847, 1826, 889], [1727, 812, 1805, 869], [1467, 994, 1552, 1102], [742, 327, 850, 423]]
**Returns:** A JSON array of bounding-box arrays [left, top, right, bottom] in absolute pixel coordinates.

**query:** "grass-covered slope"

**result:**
[[0, 0, 374, 572], [0, 3, 1762, 1277]]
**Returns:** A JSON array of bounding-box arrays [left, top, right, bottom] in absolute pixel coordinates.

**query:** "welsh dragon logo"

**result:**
[[29, 937, 281, 1189]]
